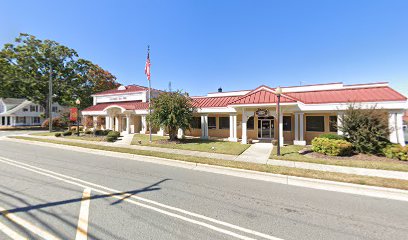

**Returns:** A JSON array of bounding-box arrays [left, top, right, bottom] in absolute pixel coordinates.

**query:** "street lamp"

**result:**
[[75, 99, 81, 136], [275, 86, 282, 156]]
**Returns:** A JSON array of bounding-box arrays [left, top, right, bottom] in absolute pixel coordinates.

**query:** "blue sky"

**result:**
[[1, 0, 407, 96]]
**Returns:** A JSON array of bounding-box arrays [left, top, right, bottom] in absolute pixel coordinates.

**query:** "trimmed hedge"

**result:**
[[62, 131, 72, 136], [84, 130, 92, 135], [106, 136, 117, 142], [318, 133, 343, 140], [382, 145, 408, 161], [107, 131, 120, 138], [55, 133, 62, 137], [311, 137, 353, 156], [94, 129, 112, 136]]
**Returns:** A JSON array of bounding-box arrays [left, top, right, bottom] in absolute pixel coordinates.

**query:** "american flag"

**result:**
[[145, 48, 151, 81]]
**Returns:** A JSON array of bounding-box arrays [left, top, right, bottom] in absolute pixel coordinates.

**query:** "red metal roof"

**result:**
[[285, 86, 407, 104], [229, 86, 297, 105], [192, 96, 241, 108], [93, 85, 148, 96], [83, 101, 148, 112]]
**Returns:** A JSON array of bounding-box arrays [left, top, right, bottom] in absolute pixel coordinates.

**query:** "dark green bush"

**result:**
[[103, 130, 112, 135], [311, 137, 353, 156], [62, 131, 72, 136], [55, 133, 62, 137], [107, 131, 120, 138], [106, 136, 117, 142], [382, 144, 408, 161], [319, 133, 343, 140], [84, 130, 92, 135], [340, 105, 390, 155]]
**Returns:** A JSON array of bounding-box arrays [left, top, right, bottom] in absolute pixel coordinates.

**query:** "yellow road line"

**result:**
[[0, 207, 60, 240], [75, 188, 91, 240], [0, 220, 27, 240]]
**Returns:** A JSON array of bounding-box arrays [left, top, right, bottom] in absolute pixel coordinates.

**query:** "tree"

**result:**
[[340, 104, 390, 154], [149, 91, 195, 141], [0, 33, 119, 114]]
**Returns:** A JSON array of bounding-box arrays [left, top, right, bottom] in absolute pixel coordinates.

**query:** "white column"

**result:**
[[0, 117, 3, 126], [140, 115, 147, 134], [114, 116, 119, 131], [294, 113, 299, 141], [294, 112, 306, 145], [177, 128, 185, 139], [279, 113, 284, 147], [242, 109, 247, 144], [157, 127, 165, 136], [337, 112, 344, 136], [105, 116, 110, 130], [93, 116, 98, 130], [228, 114, 238, 142], [201, 115, 208, 139], [390, 112, 406, 146], [126, 114, 131, 134], [11, 116, 16, 126]]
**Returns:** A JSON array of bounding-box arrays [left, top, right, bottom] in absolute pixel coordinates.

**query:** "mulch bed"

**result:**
[[305, 151, 408, 165]]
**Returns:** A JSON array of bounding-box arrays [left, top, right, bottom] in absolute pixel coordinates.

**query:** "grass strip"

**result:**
[[271, 145, 408, 172], [9, 136, 408, 191]]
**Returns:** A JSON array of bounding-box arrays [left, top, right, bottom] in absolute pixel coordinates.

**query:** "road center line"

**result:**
[[0, 156, 283, 240], [75, 188, 91, 240], [0, 220, 27, 240], [0, 206, 60, 240]]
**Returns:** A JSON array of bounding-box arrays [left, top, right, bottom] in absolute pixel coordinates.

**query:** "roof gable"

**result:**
[[229, 85, 297, 105]]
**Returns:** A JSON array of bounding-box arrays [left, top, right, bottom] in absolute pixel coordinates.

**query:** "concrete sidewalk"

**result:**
[[235, 142, 272, 164], [13, 134, 408, 181]]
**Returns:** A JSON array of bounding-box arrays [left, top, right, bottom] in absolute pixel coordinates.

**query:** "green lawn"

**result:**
[[271, 145, 408, 172], [131, 134, 250, 155], [30, 132, 63, 136], [9, 136, 408, 191], [30, 132, 106, 141]]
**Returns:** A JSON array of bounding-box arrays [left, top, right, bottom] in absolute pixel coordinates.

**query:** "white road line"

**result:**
[[0, 207, 60, 240], [75, 188, 91, 240], [0, 156, 283, 240], [0, 221, 27, 240]]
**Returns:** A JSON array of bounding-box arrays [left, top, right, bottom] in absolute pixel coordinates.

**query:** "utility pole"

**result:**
[[49, 64, 53, 132]]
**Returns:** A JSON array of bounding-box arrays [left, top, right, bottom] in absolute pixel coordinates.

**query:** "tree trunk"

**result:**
[[169, 128, 178, 141]]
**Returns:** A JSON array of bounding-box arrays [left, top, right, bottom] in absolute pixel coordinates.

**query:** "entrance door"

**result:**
[[258, 117, 274, 139], [258, 119, 272, 139]]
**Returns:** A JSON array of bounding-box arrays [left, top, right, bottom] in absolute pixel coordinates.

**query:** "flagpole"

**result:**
[[148, 45, 152, 143]]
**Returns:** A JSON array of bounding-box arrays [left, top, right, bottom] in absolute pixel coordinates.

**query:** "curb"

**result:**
[[267, 159, 408, 180], [4, 137, 408, 202]]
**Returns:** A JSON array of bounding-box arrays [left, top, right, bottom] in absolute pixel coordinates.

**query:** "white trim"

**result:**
[[102, 105, 127, 113], [298, 101, 408, 111], [282, 83, 343, 93], [81, 111, 106, 116], [229, 102, 298, 108], [196, 107, 237, 113], [206, 90, 250, 97]]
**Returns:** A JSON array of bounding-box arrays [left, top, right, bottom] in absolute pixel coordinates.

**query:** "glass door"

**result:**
[[258, 119, 271, 139]]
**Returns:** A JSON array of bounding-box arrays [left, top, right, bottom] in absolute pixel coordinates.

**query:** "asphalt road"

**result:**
[[0, 138, 407, 239]]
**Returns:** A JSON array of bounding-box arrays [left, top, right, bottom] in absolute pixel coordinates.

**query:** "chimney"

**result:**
[[218, 87, 222, 93]]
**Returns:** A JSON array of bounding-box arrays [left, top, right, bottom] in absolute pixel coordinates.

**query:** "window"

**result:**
[[283, 116, 292, 131], [329, 116, 338, 132], [40, 106, 44, 112], [23, 108, 28, 112], [219, 117, 229, 129], [306, 116, 325, 132], [16, 117, 26, 124], [32, 117, 41, 124], [208, 117, 216, 129], [52, 106, 58, 112], [30, 105, 36, 112], [247, 116, 254, 130], [191, 117, 201, 129]]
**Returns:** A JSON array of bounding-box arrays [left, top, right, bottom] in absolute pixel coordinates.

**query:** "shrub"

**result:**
[[311, 137, 353, 156], [103, 130, 112, 135], [319, 133, 343, 140], [106, 136, 117, 142], [62, 131, 72, 136], [85, 130, 92, 135], [340, 105, 390, 155], [55, 133, 62, 137], [107, 131, 120, 138], [41, 117, 68, 129], [382, 144, 408, 161]]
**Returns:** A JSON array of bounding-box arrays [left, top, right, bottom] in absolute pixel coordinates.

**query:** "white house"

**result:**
[[0, 98, 64, 127]]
